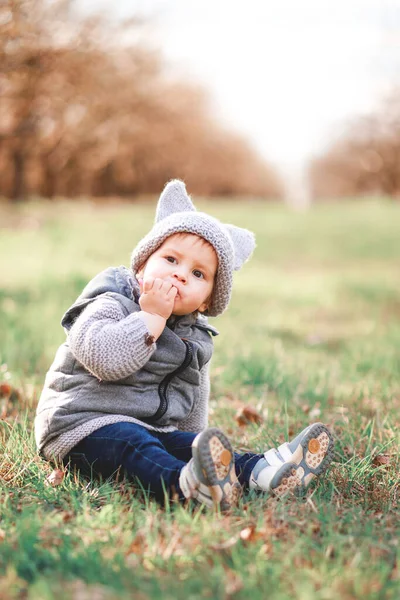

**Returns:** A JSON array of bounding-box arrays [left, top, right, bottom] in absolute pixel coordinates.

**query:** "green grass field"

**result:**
[[0, 198, 399, 599]]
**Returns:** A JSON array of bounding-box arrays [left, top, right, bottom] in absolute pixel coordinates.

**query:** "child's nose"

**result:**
[[172, 269, 187, 283]]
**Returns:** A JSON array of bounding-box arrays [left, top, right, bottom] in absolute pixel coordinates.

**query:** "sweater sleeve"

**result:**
[[68, 295, 157, 381], [177, 361, 210, 432]]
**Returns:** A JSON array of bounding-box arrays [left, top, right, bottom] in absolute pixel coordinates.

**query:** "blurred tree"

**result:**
[[0, 0, 48, 199], [0, 0, 282, 201], [308, 90, 400, 201]]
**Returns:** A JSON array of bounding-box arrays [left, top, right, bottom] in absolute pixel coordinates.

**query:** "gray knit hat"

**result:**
[[131, 180, 256, 316]]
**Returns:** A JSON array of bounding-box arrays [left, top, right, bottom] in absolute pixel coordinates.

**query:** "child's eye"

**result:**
[[193, 270, 204, 279], [166, 256, 177, 264]]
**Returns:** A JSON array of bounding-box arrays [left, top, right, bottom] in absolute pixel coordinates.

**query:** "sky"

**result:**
[[79, 0, 400, 177]]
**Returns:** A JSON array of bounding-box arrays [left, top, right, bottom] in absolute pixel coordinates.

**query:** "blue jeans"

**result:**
[[63, 422, 262, 504]]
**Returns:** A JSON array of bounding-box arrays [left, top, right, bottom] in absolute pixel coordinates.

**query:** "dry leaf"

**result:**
[[224, 567, 243, 596], [162, 532, 182, 560], [62, 511, 74, 523], [260, 542, 272, 556], [0, 383, 12, 398], [126, 531, 146, 555], [46, 468, 65, 487], [235, 405, 263, 427], [143, 558, 155, 571], [210, 535, 239, 551], [311, 522, 321, 535], [239, 525, 256, 542], [0, 382, 22, 419], [309, 405, 321, 420], [0, 528, 5, 542], [325, 544, 335, 559], [239, 524, 264, 543], [372, 454, 391, 468], [306, 497, 318, 514], [390, 566, 399, 581]]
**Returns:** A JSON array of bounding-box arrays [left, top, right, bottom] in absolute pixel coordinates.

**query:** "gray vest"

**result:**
[[35, 266, 218, 452]]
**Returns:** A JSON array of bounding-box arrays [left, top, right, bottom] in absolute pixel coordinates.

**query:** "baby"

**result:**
[[35, 180, 334, 510]]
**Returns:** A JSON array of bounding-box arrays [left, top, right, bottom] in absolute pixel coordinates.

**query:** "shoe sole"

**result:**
[[270, 423, 334, 497], [192, 427, 241, 511]]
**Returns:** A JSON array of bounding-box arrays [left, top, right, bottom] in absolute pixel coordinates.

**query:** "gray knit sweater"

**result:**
[[35, 266, 218, 462]]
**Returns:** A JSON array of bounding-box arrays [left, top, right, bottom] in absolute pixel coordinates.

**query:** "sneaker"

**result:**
[[249, 422, 334, 497], [179, 427, 242, 510]]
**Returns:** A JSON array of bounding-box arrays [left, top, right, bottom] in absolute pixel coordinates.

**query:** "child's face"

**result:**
[[137, 233, 218, 316]]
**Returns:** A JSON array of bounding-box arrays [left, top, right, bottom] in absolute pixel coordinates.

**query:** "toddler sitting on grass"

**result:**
[[35, 180, 334, 510]]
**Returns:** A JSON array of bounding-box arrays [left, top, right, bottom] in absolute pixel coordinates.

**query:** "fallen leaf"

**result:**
[[143, 558, 155, 571], [0, 382, 22, 418], [46, 469, 65, 487], [306, 497, 318, 513], [311, 522, 321, 535], [325, 544, 335, 559], [390, 566, 399, 581], [260, 542, 272, 555], [309, 405, 321, 420], [62, 511, 74, 523], [0, 529, 5, 542], [224, 567, 243, 596], [239, 524, 263, 543], [235, 405, 263, 427], [126, 531, 146, 555], [0, 383, 11, 398], [210, 534, 239, 551], [372, 454, 391, 468]]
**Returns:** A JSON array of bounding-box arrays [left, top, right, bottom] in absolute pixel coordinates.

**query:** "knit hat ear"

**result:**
[[225, 224, 256, 271], [155, 180, 196, 223]]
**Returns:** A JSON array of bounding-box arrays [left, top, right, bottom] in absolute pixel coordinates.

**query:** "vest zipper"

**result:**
[[144, 339, 193, 424]]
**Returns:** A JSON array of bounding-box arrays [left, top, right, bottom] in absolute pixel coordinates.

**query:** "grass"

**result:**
[[0, 197, 399, 599]]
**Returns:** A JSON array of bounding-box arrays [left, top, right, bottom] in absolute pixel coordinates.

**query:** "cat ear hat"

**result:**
[[131, 180, 256, 316]]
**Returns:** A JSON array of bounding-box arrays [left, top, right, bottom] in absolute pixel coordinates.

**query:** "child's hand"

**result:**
[[138, 277, 178, 320]]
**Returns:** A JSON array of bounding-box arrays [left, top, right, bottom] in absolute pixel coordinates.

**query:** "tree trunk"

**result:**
[[42, 163, 57, 198], [11, 149, 25, 201]]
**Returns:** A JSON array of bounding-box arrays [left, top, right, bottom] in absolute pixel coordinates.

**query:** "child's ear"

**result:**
[[198, 302, 208, 314], [198, 292, 212, 314]]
